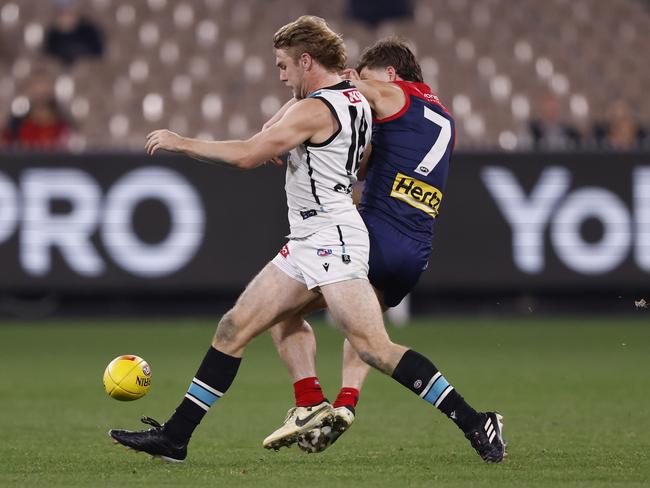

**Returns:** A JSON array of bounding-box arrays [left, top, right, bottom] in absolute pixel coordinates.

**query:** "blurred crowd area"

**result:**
[[0, 0, 649, 152]]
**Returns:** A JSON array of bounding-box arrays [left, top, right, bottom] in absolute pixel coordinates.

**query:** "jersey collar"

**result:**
[[308, 80, 353, 97]]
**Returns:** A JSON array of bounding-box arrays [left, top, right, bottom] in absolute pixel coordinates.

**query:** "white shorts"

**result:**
[[271, 225, 369, 290]]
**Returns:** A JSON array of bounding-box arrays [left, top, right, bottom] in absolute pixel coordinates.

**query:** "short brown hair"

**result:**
[[273, 16, 347, 72], [356, 37, 423, 83]]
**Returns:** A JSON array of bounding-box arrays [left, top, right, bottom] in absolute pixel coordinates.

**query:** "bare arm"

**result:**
[[350, 141, 373, 205], [357, 142, 372, 181], [353, 79, 405, 119], [342, 69, 405, 119], [262, 97, 298, 130], [144, 99, 332, 170], [261, 97, 299, 167]]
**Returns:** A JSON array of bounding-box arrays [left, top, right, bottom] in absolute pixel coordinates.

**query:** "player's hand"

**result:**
[[265, 155, 285, 167], [342, 68, 361, 81], [145, 129, 183, 156]]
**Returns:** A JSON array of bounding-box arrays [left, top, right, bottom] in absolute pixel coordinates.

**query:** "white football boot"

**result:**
[[262, 401, 334, 450], [297, 406, 355, 453]]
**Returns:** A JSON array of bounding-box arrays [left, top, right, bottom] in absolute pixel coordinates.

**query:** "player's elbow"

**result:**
[[230, 139, 268, 169], [232, 156, 259, 170]]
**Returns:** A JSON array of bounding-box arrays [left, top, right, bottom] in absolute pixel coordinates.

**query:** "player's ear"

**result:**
[[386, 66, 397, 81], [300, 53, 312, 70]]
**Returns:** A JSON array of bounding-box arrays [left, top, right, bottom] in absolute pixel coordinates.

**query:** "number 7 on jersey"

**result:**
[[414, 106, 452, 177]]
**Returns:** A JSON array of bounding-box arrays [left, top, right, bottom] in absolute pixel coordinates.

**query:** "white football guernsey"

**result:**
[[285, 80, 373, 238]]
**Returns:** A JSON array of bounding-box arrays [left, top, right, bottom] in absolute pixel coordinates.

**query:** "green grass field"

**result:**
[[0, 318, 648, 487]]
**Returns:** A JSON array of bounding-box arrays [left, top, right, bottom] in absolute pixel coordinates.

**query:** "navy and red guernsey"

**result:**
[[359, 81, 455, 244]]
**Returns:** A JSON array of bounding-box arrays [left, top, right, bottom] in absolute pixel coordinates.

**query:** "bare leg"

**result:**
[[263, 298, 336, 450], [269, 282, 391, 409], [320, 279, 406, 375], [339, 286, 386, 390], [292, 280, 504, 462], [292, 279, 402, 453], [213, 263, 318, 357], [340, 338, 371, 390], [269, 316, 317, 382], [269, 295, 326, 381], [320, 279, 502, 462]]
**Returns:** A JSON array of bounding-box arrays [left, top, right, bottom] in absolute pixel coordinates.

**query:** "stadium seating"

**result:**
[[1, 0, 649, 149]]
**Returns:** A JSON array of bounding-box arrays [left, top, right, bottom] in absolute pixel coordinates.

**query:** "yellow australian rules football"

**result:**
[[103, 355, 152, 401]]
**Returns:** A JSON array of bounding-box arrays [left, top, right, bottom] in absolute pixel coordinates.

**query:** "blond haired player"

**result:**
[[262, 38, 506, 461]]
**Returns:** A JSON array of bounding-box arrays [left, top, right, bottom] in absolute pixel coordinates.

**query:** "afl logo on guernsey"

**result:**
[[390, 172, 443, 218]]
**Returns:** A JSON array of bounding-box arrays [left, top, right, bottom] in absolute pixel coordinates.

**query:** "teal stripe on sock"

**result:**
[[188, 382, 219, 407], [423, 375, 450, 405]]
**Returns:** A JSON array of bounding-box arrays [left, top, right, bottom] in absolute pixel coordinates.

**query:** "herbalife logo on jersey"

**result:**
[[390, 172, 443, 218]]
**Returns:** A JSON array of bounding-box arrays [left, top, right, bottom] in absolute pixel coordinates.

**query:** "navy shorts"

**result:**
[[361, 212, 432, 308]]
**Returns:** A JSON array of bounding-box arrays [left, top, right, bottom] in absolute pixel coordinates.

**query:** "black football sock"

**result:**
[[163, 346, 241, 444], [391, 349, 480, 433]]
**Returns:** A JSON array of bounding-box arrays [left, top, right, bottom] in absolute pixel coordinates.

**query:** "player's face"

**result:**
[[359, 66, 394, 82], [275, 49, 306, 99]]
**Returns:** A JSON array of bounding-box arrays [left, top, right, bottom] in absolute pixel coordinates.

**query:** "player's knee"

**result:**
[[214, 311, 244, 347], [357, 349, 393, 374], [353, 338, 395, 374], [348, 332, 388, 353], [350, 335, 401, 374]]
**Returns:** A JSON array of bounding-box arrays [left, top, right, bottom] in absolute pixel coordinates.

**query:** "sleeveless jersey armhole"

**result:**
[[373, 82, 411, 124], [304, 96, 342, 147]]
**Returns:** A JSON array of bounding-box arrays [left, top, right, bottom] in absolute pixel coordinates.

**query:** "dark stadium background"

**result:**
[[1, 151, 648, 318]]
